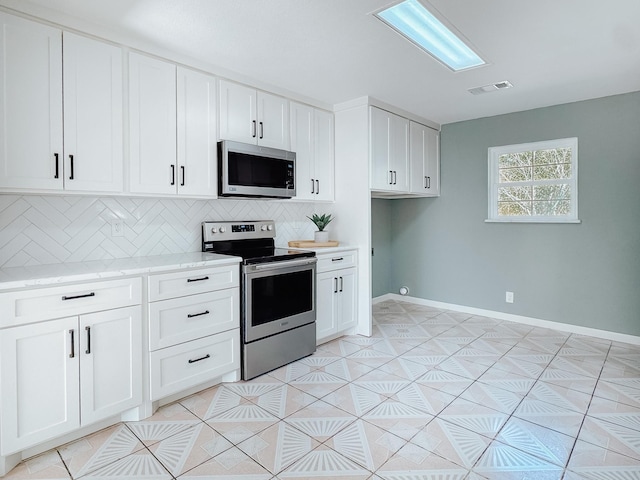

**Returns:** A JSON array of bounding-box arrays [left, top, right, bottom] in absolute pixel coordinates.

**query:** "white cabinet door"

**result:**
[[370, 106, 395, 191], [257, 91, 289, 149], [337, 268, 357, 331], [410, 122, 440, 196], [290, 102, 315, 200], [316, 271, 338, 343], [370, 106, 409, 193], [219, 80, 289, 149], [63, 32, 123, 193], [0, 317, 79, 454], [177, 67, 217, 196], [314, 108, 335, 201], [129, 53, 177, 194], [79, 306, 142, 425], [0, 13, 63, 191], [390, 114, 409, 192], [218, 80, 257, 145]]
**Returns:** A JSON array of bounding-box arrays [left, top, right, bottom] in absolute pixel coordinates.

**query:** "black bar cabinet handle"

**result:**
[[69, 154, 74, 180], [187, 276, 209, 283], [181, 166, 185, 186], [187, 310, 210, 318], [334, 277, 338, 293], [69, 329, 75, 358], [54, 153, 59, 179], [340, 276, 344, 292], [427, 176, 431, 189], [252, 120, 257, 138], [311, 179, 315, 194], [331, 257, 344, 262], [62, 292, 95, 301], [389, 170, 393, 184], [424, 176, 427, 189], [170, 165, 175, 185], [188, 354, 210, 364], [85, 326, 91, 354], [316, 179, 319, 194], [259, 121, 264, 139]]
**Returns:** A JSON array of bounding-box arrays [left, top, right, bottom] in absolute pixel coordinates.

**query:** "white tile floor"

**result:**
[[6, 299, 640, 479]]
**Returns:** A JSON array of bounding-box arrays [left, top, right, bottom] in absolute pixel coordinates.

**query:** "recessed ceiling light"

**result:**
[[374, 0, 486, 72], [468, 81, 514, 95]]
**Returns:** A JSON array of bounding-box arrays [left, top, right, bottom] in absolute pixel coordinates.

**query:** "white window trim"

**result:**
[[486, 137, 580, 223]]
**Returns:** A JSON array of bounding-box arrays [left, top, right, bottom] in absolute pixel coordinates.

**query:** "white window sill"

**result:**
[[485, 218, 582, 224]]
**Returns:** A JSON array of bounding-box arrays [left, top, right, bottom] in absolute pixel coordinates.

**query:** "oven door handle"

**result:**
[[248, 257, 317, 272]]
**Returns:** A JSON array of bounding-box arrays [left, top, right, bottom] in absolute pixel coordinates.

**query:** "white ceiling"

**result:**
[[3, 0, 640, 125]]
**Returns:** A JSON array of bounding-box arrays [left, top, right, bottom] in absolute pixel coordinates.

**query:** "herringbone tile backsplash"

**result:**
[[0, 195, 337, 268]]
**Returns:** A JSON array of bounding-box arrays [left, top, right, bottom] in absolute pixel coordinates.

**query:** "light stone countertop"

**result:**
[[0, 252, 241, 291], [282, 244, 358, 255]]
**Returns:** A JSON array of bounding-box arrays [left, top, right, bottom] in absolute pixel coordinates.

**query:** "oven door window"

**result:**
[[250, 269, 313, 326]]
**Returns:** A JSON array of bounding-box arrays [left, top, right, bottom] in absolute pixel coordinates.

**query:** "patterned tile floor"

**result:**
[[6, 299, 640, 479]]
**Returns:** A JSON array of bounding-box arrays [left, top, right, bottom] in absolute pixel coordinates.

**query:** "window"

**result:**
[[487, 138, 579, 223]]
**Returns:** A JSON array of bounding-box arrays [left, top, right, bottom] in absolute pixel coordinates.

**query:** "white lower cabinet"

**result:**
[[0, 305, 141, 455], [315, 250, 358, 344], [147, 265, 240, 401]]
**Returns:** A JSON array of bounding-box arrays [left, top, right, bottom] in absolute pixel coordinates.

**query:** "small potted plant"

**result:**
[[307, 213, 332, 243]]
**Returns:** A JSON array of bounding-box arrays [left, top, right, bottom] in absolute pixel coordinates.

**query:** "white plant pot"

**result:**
[[314, 231, 329, 243]]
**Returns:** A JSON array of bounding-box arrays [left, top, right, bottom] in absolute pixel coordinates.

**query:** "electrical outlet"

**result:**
[[111, 220, 124, 237], [505, 291, 514, 303]]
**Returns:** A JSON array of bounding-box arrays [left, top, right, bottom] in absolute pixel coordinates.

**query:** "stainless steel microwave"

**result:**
[[218, 140, 296, 198]]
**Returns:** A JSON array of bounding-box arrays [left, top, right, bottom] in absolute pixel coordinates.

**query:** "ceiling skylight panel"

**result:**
[[375, 0, 486, 71]]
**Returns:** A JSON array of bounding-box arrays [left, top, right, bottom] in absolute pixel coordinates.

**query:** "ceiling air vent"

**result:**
[[468, 80, 513, 95]]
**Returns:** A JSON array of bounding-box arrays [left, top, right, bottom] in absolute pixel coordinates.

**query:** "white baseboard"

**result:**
[[373, 293, 640, 346]]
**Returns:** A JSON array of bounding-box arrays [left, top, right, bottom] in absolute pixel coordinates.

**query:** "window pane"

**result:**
[[533, 184, 571, 201], [498, 201, 532, 216], [498, 186, 532, 201], [533, 148, 572, 165], [533, 200, 571, 216], [499, 151, 532, 168], [499, 166, 532, 183], [533, 164, 572, 180]]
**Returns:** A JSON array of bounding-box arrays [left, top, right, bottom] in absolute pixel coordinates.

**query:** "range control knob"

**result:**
[[261, 225, 268, 231], [219, 227, 226, 233], [267, 224, 274, 231], [210, 227, 217, 234]]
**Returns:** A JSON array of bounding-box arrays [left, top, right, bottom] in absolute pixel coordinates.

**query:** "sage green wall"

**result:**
[[371, 198, 392, 298], [377, 91, 640, 336]]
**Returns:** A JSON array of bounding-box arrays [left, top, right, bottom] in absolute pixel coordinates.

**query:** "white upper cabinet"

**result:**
[[219, 80, 289, 150], [290, 102, 334, 201], [177, 67, 217, 196], [0, 13, 63, 190], [409, 121, 440, 196], [370, 106, 409, 192], [129, 53, 177, 195], [63, 32, 123, 193], [0, 14, 124, 193], [130, 57, 218, 197]]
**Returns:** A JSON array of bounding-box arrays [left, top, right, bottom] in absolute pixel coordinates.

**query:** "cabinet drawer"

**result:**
[[316, 250, 357, 273], [149, 329, 240, 400], [148, 264, 239, 302], [0, 278, 142, 328], [149, 288, 239, 351]]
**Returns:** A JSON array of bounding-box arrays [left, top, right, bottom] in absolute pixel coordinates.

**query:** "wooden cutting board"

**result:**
[[288, 240, 340, 248]]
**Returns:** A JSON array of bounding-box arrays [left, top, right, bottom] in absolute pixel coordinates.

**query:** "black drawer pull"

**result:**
[[331, 257, 344, 262], [188, 354, 210, 364], [187, 276, 209, 283], [187, 310, 210, 318], [69, 329, 75, 358], [85, 326, 91, 354], [62, 292, 95, 301]]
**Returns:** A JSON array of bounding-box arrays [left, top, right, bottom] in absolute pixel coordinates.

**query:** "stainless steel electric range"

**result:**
[[202, 220, 317, 380]]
